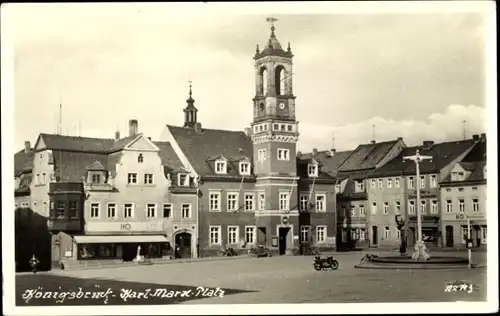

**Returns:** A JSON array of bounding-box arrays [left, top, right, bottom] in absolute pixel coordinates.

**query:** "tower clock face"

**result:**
[[279, 102, 286, 110], [259, 102, 265, 112]]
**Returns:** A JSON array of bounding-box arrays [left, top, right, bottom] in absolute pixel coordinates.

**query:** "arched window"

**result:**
[[138, 154, 144, 163], [259, 67, 268, 95], [275, 66, 285, 96]]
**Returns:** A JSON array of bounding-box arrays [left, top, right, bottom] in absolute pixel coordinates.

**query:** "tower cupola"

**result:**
[[183, 81, 198, 128]]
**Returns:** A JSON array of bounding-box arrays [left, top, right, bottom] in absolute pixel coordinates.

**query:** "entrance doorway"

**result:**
[[278, 227, 290, 255], [257, 227, 267, 245], [473, 225, 481, 247], [122, 243, 137, 262], [371, 226, 378, 246], [175, 232, 192, 259], [445, 225, 454, 247]]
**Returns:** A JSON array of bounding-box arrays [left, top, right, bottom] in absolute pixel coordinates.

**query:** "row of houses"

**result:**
[[14, 23, 487, 270]]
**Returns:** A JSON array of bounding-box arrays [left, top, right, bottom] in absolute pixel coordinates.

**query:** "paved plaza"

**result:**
[[16, 251, 487, 305]]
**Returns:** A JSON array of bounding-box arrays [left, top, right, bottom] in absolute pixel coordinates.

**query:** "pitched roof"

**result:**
[[166, 125, 253, 177], [39, 133, 115, 153], [14, 149, 34, 176], [154, 141, 184, 177], [370, 139, 476, 178], [298, 150, 353, 177], [461, 138, 486, 163], [338, 140, 399, 172], [296, 159, 336, 182]]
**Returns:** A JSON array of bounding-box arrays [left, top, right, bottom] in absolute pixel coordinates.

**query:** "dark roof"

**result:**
[[299, 150, 353, 177], [254, 30, 293, 59], [167, 125, 253, 177], [39, 133, 115, 153], [370, 139, 476, 178], [461, 138, 486, 163], [338, 140, 400, 172], [14, 149, 34, 176], [54, 151, 109, 182], [296, 159, 336, 183]]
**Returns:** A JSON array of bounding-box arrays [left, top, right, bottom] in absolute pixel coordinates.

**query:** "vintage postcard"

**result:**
[[1, 1, 497, 315]]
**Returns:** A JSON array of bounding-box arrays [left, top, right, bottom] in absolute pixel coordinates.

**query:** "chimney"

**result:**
[[480, 133, 486, 141], [472, 134, 479, 142], [129, 119, 138, 137], [24, 141, 31, 153], [422, 140, 434, 150], [397, 137, 403, 141], [244, 127, 251, 137], [194, 122, 203, 134], [370, 140, 376, 144], [329, 148, 336, 156], [147, 137, 152, 141], [114, 130, 120, 141], [312, 148, 318, 157]]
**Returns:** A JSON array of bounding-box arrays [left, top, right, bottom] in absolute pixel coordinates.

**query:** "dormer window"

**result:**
[[307, 164, 318, 177], [91, 174, 101, 184], [138, 154, 144, 163], [239, 162, 251, 175], [451, 171, 465, 181], [215, 161, 227, 174], [355, 180, 365, 192], [178, 174, 190, 187]]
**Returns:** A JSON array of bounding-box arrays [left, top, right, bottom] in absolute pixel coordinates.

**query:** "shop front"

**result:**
[[441, 213, 487, 248], [407, 215, 440, 247]]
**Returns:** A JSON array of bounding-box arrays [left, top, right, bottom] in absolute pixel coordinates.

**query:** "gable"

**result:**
[[125, 135, 159, 151], [34, 136, 47, 151], [452, 163, 466, 174]]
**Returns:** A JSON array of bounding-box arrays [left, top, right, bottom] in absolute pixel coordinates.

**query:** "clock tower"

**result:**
[[251, 19, 299, 255]]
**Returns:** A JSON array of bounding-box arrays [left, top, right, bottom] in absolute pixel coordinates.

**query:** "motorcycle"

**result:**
[[218, 246, 237, 257], [313, 256, 339, 271], [247, 245, 271, 258]]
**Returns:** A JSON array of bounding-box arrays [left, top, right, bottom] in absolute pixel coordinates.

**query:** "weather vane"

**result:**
[[266, 16, 278, 33]]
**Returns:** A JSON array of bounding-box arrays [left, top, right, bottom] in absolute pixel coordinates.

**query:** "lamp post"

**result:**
[[403, 149, 432, 261]]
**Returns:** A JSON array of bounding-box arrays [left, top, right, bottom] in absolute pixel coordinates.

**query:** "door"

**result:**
[[371, 226, 378, 246], [481, 226, 487, 244], [445, 225, 454, 247], [175, 233, 192, 259], [278, 227, 290, 255], [473, 226, 481, 247], [122, 243, 137, 262], [257, 227, 267, 245]]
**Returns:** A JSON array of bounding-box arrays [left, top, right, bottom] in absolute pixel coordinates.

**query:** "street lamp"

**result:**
[[403, 149, 432, 261]]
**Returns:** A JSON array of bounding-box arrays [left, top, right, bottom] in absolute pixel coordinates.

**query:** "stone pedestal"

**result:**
[[411, 241, 430, 261]]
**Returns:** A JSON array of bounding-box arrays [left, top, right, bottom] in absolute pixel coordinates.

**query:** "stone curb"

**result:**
[[353, 264, 486, 270]]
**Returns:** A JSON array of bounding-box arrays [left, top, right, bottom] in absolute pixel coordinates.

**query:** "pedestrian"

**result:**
[[400, 240, 407, 256], [29, 254, 39, 274]]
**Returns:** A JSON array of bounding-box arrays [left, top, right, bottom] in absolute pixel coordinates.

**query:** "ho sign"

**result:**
[[455, 214, 465, 220], [120, 223, 132, 231]]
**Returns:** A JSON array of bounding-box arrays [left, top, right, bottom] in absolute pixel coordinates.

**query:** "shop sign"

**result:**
[[86, 221, 163, 233]]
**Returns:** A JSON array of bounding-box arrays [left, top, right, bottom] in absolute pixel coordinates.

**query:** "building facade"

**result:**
[[440, 135, 487, 248]]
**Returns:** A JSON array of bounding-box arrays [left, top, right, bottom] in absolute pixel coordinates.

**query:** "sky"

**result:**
[[6, 2, 492, 152]]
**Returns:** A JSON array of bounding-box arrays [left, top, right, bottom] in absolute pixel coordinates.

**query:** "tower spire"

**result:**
[[266, 17, 278, 38], [183, 79, 198, 128]]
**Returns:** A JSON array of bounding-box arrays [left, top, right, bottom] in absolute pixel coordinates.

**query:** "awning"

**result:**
[[73, 235, 169, 244]]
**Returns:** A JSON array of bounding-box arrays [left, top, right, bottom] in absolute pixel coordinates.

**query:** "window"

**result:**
[[315, 194, 326, 212], [299, 195, 309, 211], [350, 206, 355, 217], [144, 174, 154, 184], [137, 154, 144, 163], [431, 200, 438, 214], [258, 149, 267, 162], [228, 226, 239, 244], [472, 199, 479, 212], [287, 125, 293, 131], [308, 164, 318, 177], [146, 204, 156, 218], [245, 226, 256, 244], [458, 199, 465, 213], [355, 180, 364, 192], [127, 173, 137, 184], [300, 226, 311, 242], [359, 204, 366, 217], [371, 202, 377, 214], [209, 192, 221, 211], [395, 177, 400, 188], [378, 179, 384, 189], [316, 226, 327, 243], [124, 203, 133, 218], [420, 175, 425, 188], [215, 161, 227, 174], [408, 201, 415, 214], [458, 187, 464, 192], [90, 203, 99, 218], [273, 124, 279, 130], [335, 184, 341, 192], [56, 202, 66, 219], [408, 176, 414, 189], [227, 193, 238, 211], [383, 202, 389, 215], [420, 200, 426, 214], [383, 227, 390, 240], [277, 149, 290, 161], [481, 227, 487, 244], [472, 186, 478, 191], [258, 193, 265, 210], [91, 174, 101, 184], [107, 203, 116, 218], [430, 174, 437, 188], [69, 201, 78, 218], [387, 178, 392, 188], [36, 174, 40, 185], [244, 193, 255, 211], [41, 173, 46, 184], [351, 229, 357, 240], [461, 227, 468, 244], [396, 229, 401, 240], [371, 179, 376, 189], [394, 201, 401, 214], [359, 228, 366, 240], [279, 192, 289, 211], [239, 162, 251, 175], [209, 226, 221, 245], [163, 204, 172, 218], [340, 206, 346, 216], [446, 200, 452, 213], [181, 204, 191, 218], [178, 174, 189, 186]]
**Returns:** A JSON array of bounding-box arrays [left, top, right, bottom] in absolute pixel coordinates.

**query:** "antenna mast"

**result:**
[[372, 125, 376, 143], [462, 120, 467, 140], [332, 131, 336, 150]]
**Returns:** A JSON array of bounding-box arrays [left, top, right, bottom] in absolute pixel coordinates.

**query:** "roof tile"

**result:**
[[339, 140, 399, 172]]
